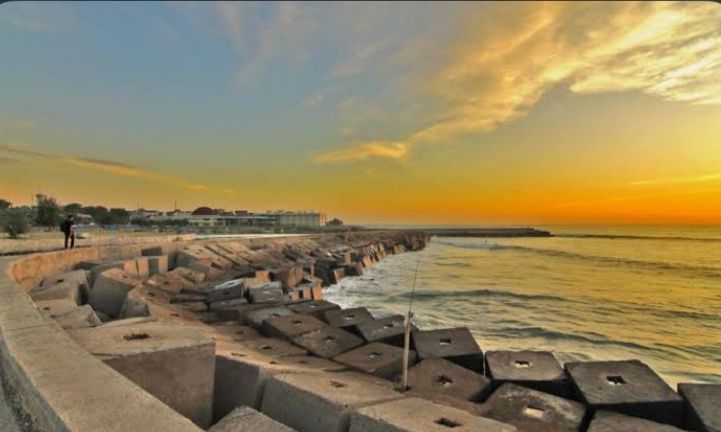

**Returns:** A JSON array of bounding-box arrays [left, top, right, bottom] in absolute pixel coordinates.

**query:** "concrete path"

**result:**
[[0, 381, 22, 432]]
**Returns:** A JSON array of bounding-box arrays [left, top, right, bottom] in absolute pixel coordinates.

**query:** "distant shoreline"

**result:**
[[406, 227, 552, 238]]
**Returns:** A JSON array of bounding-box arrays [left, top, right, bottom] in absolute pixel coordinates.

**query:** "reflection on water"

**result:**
[[325, 226, 721, 386]]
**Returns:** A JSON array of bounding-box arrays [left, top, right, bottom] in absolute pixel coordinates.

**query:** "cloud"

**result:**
[[0, 144, 234, 194], [315, 2, 721, 163], [214, 2, 319, 87], [313, 141, 409, 164], [629, 172, 721, 186]]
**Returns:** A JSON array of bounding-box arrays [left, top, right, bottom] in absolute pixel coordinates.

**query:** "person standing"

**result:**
[[60, 215, 76, 249]]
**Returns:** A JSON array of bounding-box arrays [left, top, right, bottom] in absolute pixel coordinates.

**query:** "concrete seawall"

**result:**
[[0, 232, 429, 431], [0, 231, 717, 432]]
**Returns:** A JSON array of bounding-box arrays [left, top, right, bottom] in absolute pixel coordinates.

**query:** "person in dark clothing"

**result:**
[[60, 215, 76, 249]]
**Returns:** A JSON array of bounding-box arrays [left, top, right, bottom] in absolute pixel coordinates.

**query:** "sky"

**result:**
[[1, 1, 721, 225]]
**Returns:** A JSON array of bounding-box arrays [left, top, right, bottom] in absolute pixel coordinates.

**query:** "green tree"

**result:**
[[63, 202, 83, 215], [0, 199, 11, 211], [35, 195, 61, 228], [327, 218, 344, 226], [2, 209, 30, 238], [109, 208, 130, 225]]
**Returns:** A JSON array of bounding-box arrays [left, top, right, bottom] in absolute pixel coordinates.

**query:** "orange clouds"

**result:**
[[315, 1, 721, 164]]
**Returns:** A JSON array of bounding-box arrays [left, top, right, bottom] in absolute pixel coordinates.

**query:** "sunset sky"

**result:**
[[2, 1, 721, 225]]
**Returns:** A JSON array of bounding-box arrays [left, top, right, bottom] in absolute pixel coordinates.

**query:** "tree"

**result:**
[[63, 202, 83, 215], [2, 209, 30, 238], [327, 218, 344, 226], [35, 195, 61, 228], [0, 199, 11, 211], [109, 208, 130, 225]]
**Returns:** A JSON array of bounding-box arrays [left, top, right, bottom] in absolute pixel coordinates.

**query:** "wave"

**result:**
[[493, 326, 657, 352], [557, 233, 721, 242], [392, 287, 574, 304], [434, 239, 721, 278]]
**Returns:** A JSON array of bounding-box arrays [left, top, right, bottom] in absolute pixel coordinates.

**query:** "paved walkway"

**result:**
[[0, 380, 22, 432]]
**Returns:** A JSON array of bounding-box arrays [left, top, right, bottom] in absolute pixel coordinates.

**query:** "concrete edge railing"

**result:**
[[0, 239, 207, 432]]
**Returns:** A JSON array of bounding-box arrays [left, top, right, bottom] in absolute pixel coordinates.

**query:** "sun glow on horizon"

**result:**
[[1, 1, 720, 225]]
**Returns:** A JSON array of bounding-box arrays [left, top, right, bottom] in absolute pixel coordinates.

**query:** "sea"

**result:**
[[325, 226, 721, 387]]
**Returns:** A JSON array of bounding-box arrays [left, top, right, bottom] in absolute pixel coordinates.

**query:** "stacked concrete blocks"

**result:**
[[349, 397, 516, 432], [288, 300, 340, 320], [260, 313, 326, 340], [481, 383, 585, 432], [485, 350, 571, 398], [587, 410, 687, 432], [412, 327, 484, 373], [678, 383, 721, 432], [89, 268, 143, 319], [291, 326, 365, 359], [407, 357, 493, 402], [68, 320, 216, 428], [325, 307, 374, 329], [261, 372, 404, 432], [209, 406, 296, 432], [334, 342, 417, 380], [565, 360, 684, 426]]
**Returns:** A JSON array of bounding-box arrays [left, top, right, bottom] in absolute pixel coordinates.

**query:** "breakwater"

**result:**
[[0, 231, 718, 432]]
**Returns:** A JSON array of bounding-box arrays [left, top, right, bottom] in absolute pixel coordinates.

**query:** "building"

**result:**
[[276, 211, 327, 227]]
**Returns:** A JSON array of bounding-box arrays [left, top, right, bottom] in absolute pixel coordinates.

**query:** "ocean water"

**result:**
[[325, 226, 721, 387]]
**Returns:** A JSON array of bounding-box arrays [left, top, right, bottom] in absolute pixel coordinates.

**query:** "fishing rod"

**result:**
[[401, 259, 421, 391]]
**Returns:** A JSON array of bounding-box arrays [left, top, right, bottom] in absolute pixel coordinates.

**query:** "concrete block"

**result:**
[[588, 410, 686, 432], [260, 313, 326, 339], [208, 278, 246, 303], [334, 342, 416, 380], [291, 326, 365, 359], [678, 383, 721, 432], [349, 397, 516, 432], [288, 285, 311, 302], [329, 267, 345, 284], [272, 355, 348, 373], [481, 383, 585, 432], [247, 306, 295, 328], [121, 284, 174, 318], [146, 302, 201, 324], [169, 293, 207, 303], [175, 301, 208, 313], [31, 269, 90, 305], [68, 321, 215, 427], [566, 360, 684, 426], [135, 257, 150, 278], [354, 314, 413, 347], [261, 372, 404, 432], [209, 297, 248, 311], [412, 327, 483, 373], [169, 266, 206, 283], [248, 282, 287, 304], [486, 350, 570, 397], [276, 266, 305, 291], [229, 303, 286, 324], [344, 263, 363, 277], [243, 337, 309, 357], [325, 306, 374, 328], [34, 298, 79, 317], [210, 406, 296, 432], [288, 300, 340, 320], [207, 323, 261, 343], [141, 246, 164, 256], [361, 255, 373, 268], [407, 358, 492, 402], [214, 348, 300, 417], [177, 246, 234, 272], [145, 273, 195, 294], [89, 268, 143, 319], [148, 255, 169, 275], [47, 304, 102, 329]]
